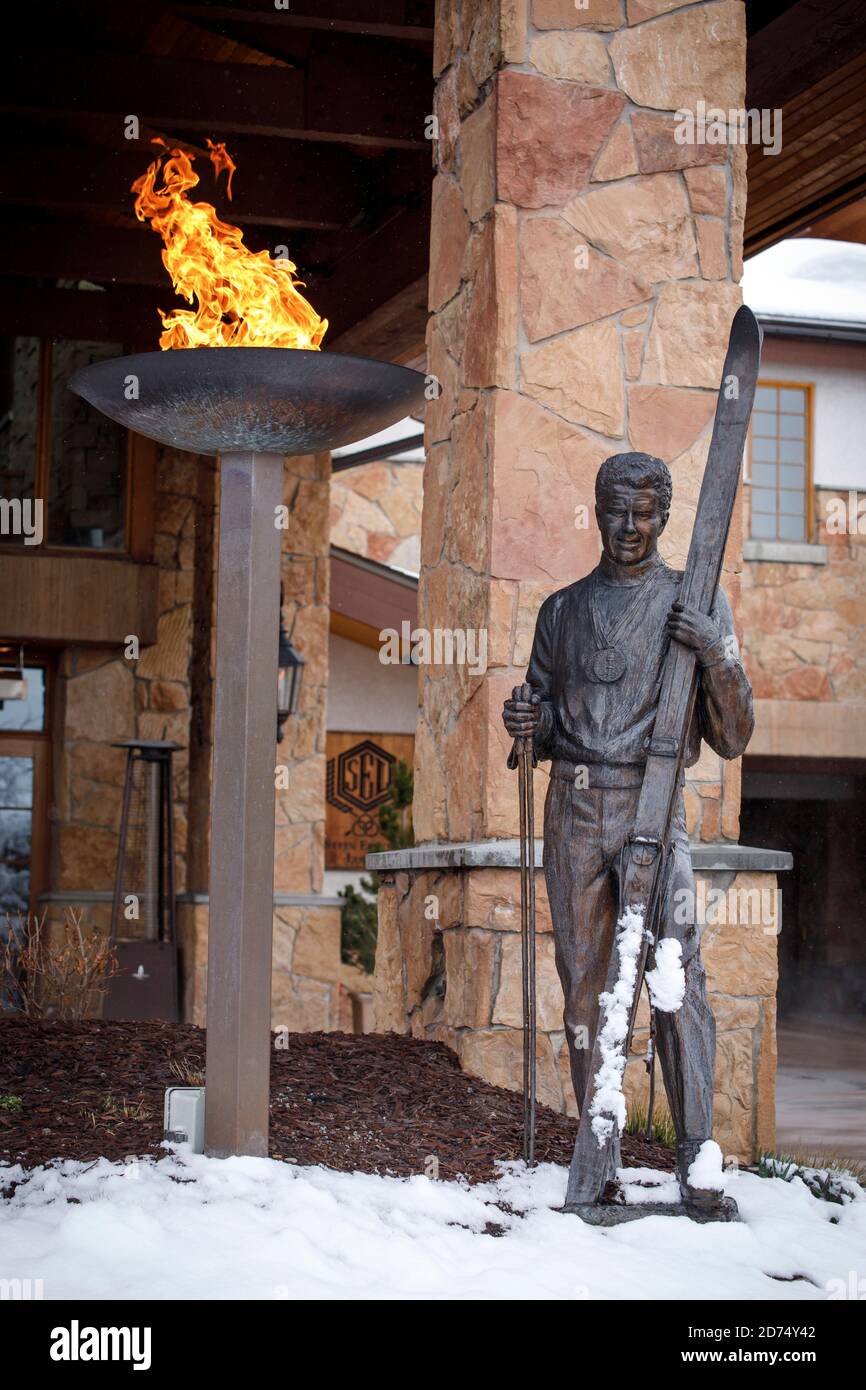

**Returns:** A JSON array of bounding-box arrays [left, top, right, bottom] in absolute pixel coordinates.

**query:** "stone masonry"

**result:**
[[330, 460, 423, 574], [374, 853, 779, 1161], [48, 446, 352, 1033], [742, 490, 866, 710], [419, 0, 747, 847]]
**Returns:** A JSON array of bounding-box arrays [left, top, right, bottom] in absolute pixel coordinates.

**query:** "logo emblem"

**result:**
[[327, 739, 395, 818]]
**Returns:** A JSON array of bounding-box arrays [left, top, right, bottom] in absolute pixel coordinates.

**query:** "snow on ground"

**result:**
[[2, 1150, 864, 1301], [617, 1167, 681, 1207]]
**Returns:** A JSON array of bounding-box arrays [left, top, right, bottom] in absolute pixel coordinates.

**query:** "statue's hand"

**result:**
[[666, 601, 720, 659], [503, 687, 541, 738]]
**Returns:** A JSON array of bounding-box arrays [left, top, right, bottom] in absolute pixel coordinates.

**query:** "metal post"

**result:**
[[509, 681, 537, 1165], [145, 758, 160, 941], [110, 749, 135, 942], [204, 451, 283, 1158], [523, 741, 537, 1164]]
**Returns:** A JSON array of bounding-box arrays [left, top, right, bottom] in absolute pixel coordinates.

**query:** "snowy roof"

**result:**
[[742, 238, 866, 327], [331, 416, 424, 465]]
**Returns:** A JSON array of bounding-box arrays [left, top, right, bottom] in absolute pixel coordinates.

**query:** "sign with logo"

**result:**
[[325, 732, 414, 870]]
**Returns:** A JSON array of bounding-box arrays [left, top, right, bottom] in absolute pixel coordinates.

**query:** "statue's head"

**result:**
[[594, 451, 672, 567]]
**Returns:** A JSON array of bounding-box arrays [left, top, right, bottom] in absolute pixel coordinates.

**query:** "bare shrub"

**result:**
[[0, 908, 120, 1020]]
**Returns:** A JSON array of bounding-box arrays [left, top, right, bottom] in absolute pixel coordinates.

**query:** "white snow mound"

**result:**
[[688, 1139, 726, 1192], [645, 938, 685, 1013], [590, 905, 645, 1147]]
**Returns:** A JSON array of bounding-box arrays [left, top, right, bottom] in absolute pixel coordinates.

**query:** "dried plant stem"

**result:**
[[1, 909, 120, 1020]]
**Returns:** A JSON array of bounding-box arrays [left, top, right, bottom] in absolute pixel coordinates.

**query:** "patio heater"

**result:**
[[70, 346, 425, 1156]]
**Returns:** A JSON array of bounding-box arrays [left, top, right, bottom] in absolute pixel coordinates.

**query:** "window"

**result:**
[[0, 664, 46, 733], [0, 657, 50, 922], [0, 754, 34, 918], [748, 382, 812, 542], [0, 336, 129, 552]]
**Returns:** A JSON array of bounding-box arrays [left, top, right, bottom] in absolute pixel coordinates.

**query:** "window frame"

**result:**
[[0, 653, 54, 920], [746, 378, 814, 544], [0, 336, 155, 562]]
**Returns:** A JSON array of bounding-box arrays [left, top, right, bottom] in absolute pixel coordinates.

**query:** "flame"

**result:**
[[132, 139, 327, 350]]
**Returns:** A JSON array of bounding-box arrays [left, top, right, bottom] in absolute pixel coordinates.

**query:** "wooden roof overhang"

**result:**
[[745, 0, 866, 253], [0, 0, 434, 363], [6, 2, 866, 367]]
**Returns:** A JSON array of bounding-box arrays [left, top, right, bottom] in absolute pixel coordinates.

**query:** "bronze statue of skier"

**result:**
[[502, 450, 755, 1215]]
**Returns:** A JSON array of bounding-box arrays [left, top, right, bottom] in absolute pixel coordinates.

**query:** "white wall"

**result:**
[[759, 355, 866, 490], [326, 632, 418, 733]]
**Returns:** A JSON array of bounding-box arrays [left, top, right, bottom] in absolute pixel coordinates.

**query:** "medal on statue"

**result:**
[[587, 561, 662, 684], [591, 647, 627, 683]]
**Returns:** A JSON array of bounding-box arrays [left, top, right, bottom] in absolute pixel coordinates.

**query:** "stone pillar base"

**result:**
[[35, 891, 364, 1033], [177, 893, 358, 1032], [370, 842, 790, 1162]]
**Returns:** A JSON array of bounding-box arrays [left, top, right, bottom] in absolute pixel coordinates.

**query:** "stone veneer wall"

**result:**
[[274, 452, 348, 1027], [330, 460, 423, 573], [53, 445, 197, 914], [419, 0, 747, 846], [741, 488, 866, 711], [375, 856, 779, 1161], [50, 447, 352, 1032]]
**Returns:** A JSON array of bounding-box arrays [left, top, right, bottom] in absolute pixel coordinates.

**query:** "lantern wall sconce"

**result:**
[[277, 586, 304, 742]]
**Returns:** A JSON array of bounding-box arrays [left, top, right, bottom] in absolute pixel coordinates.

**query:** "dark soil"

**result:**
[[0, 1019, 672, 1183]]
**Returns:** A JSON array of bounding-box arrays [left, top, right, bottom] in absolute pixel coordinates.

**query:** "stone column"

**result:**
[[376, 0, 774, 1155], [270, 452, 346, 1032], [418, 0, 746, 844]]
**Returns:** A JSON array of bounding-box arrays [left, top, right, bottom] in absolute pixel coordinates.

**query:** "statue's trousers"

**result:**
[[543, 768, 716, 1150]]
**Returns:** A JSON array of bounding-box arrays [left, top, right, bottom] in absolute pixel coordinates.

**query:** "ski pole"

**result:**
[[508, 682, 537, 1164]]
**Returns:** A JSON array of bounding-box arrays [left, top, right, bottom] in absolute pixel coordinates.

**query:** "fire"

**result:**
[[132, 139, 327, 350]]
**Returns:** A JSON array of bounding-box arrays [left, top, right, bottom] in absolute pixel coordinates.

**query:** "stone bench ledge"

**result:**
[[366, 841, 793, 873]]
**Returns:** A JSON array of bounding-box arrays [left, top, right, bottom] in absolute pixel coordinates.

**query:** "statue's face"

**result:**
[[595, 483, 668, 566]]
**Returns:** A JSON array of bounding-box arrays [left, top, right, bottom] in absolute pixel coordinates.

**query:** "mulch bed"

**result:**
[[0, 1019, 672, 1184]]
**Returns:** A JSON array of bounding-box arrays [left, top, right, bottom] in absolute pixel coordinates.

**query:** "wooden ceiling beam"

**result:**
[[0, 139, 372, 232], [0, 187, 431, 348], [744, 46, 866, 251], [0, 207, 421, 290], [0, 280, 169, 345], [0, 221, 167, 287], [745, 175, 866, 256], [169, 1, 434, 43], [304, 190, 431, 342], [747, 0, 866, 108], [1, 50, 430, 149], [328, 275, 428, 365]]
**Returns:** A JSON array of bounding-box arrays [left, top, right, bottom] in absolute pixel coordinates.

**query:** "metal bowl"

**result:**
[[69, 347, 427, 456]]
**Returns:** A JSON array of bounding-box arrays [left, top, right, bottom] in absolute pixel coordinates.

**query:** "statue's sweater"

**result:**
[[526, 552, 754, 769]]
